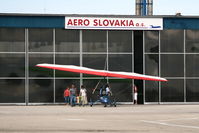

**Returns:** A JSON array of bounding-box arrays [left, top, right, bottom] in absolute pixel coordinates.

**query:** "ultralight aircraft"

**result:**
[[36, 63, 167, 107]]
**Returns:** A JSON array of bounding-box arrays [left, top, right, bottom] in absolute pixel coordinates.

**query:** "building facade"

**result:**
[[0, 14, 199, 105]]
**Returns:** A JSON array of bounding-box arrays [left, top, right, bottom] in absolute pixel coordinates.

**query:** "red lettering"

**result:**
[[120, 20, 125, 26], [114, 20, 120, 26], [136, 23, 139, 26], [67, 19, 73, 26], [84, 19, 90, 26], [93, 19, 98, 26], [129, 20, 134, 26], [98, 20, 103, 26], [141, 23, 145, 27], [103, 19, 109, 26], [73, 19, 78, 26], [78, 19, 83, 26], [109, 20, 115, 26]]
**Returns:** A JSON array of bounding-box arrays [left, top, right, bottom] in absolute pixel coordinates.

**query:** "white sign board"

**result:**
[[65, 17, 163, 30]]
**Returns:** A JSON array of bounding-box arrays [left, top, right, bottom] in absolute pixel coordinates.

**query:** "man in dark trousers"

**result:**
[[69, 84, 77, 107]]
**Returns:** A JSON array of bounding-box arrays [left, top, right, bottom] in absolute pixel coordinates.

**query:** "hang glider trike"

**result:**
[[36, 64, 167, 107]]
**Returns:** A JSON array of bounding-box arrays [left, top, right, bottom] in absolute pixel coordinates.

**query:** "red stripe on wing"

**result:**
[[36, 64, 167, 82]]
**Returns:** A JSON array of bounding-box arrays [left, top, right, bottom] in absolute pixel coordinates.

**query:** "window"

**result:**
[[109, 31, 132, 52], [55, 29, 79, 52], [83, 30, 106, 52], [186, 79, 199, 102], [161, 79, 184, 102], [0, 79, 25, 103], [161, 30, 184, 53], [29, 79, 54, 103], [29, 54, 53, 77], [109, 54, 132, 72], [145, 31, 159, 53], [186, 54, 199, 77], [0, 54, 25, 77], [145, 81, 159, 102], [186, 30, 199, 53], [0, 28, 25, 52], [145, 54, 159, 76], [29, 29, 53, 52], [161, 54, 184, 77]]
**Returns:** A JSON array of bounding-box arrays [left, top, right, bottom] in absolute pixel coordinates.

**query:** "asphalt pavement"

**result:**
[[0, 105, 199, 133]]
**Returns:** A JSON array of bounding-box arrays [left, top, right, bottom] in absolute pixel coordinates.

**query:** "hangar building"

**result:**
[[0, 13, 199, 105]]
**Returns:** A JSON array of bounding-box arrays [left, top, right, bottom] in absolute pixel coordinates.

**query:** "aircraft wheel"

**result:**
[[104, 104, 107, 107]]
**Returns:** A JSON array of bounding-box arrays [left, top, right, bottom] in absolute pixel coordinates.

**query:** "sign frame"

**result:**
[[65, 17, 163, 30]]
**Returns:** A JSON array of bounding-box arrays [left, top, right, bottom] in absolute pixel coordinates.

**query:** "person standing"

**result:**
[[70, 84, 77, 107], [79, 85, 87, 106], [133, 84, 138, 104], [64, 87, 70, 105], [105, 84, 112, 96]]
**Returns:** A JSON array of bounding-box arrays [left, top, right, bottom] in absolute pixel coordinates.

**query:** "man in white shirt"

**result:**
[[80, 85, 88, 106], [105, 84, 112, 96]]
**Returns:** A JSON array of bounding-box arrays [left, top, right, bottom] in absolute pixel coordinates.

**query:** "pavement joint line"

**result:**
[[65, 118, 84, 121], [141, 120, 199, 129], [157, 117, 199, 122], [64, 118, 125, 122]]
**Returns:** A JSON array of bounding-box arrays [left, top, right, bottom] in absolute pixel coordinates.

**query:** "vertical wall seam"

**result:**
[[158, 30, 161, 104], [132, 31, 134, 102], [184, 29, 186, 102], [80, 30, 83, 87], [53, 29, 56, 103], [143, 31, 145, 104]]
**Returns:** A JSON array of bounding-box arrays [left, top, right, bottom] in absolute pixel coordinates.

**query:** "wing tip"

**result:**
[[36, 63, 49, 67], [160, 78, 168, 82]]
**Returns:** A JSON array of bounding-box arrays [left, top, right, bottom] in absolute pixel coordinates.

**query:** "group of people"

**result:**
[[64, 84, 88, 107], [64, 83, 138, 106]]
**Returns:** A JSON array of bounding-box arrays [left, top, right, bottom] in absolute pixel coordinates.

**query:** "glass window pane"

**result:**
[[161, 79, 184, 102], [0, 79, 25, 103], [83, 30, 106, 52], [55, 54, 80, 77], [186, 79, 199, 102], [29, 54, 53, 77], [145, 31, 159, 53], [109, 31, 132, 52], [145, 54, 159, 76], [29, 79, 54, 103], [83, 54, 107, 77], [83, 79, 104, 103], [160, 30, 184, 52], [109, 54, 132, 72], [109, 79, 133, 102], [161, 54, 184, 77], [186, 30, 199, 53], [29, 29, 53, 52], [145, 81, 159, 102], [55, 79, 80, 102], [55, 29, 79, 52], [0, 54, 25, 77], [186, 54, 199, 77], [0, 28, 25, 52]]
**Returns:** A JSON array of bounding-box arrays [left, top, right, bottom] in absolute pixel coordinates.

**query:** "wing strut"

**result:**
[[92, 56, 108, 94]]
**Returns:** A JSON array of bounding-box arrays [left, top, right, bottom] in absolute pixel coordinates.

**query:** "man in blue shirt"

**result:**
[[70, 84, 77, 107]]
